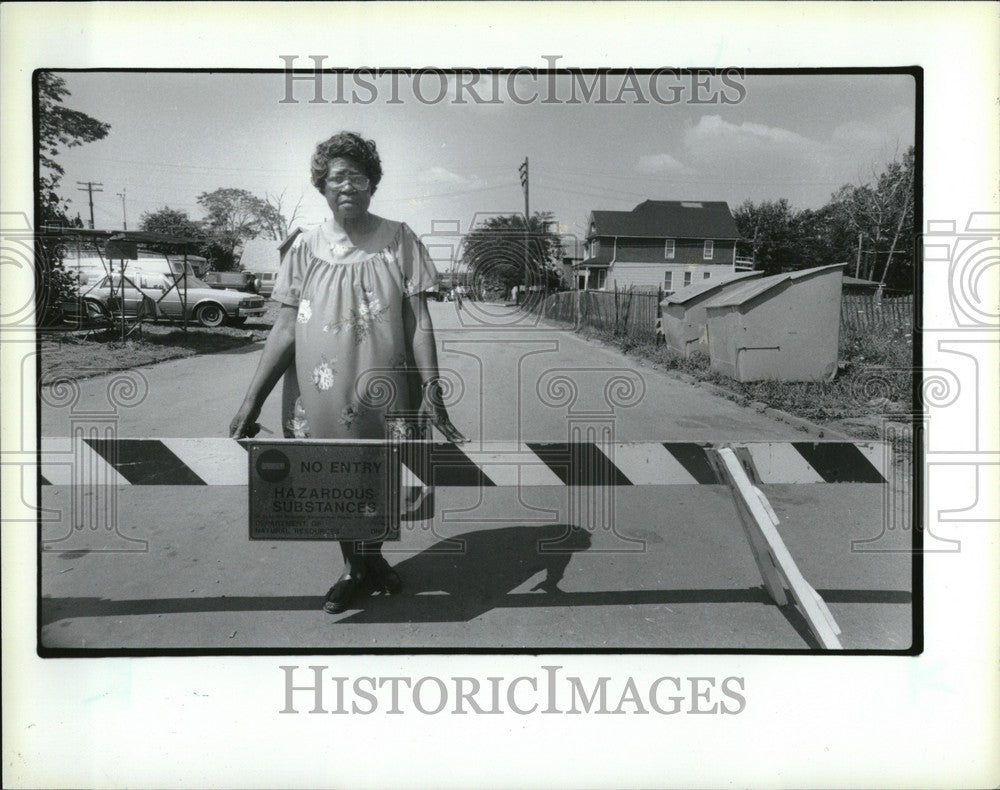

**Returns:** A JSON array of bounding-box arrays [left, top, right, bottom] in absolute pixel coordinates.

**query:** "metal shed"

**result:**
[[702, 264, 847, 382], [659, 270, 765, 357]]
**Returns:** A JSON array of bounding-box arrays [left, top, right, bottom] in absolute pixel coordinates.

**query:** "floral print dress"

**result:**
[[270, 217, 439, 439]]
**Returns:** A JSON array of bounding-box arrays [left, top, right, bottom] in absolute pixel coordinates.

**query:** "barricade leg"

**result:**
[[710, 445, 844, 649]]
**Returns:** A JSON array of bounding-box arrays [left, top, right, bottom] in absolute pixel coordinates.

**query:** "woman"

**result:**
[[229, 131, 466, 614]]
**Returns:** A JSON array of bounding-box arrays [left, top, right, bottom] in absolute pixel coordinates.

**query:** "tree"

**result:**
[[261, 189, 303, 240], [827, 146, 915, 288], [195, 187, 294, 268], [730, 148, 915, 290], [196, 188, 269, 269], [138, 207, 208, 257], [35, 71, 111, 323], [37, 72, 112, 225], [732, 199, 803, 275], [460, 212, 564, 297], [139, 206, 205, 240]]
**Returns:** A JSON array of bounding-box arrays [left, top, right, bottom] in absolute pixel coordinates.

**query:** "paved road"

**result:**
[[41, 301, 817, 441], [40, 301, 912, 650]]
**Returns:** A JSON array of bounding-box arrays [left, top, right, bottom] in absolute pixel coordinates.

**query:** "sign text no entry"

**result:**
[[248, 441, 401, 541]]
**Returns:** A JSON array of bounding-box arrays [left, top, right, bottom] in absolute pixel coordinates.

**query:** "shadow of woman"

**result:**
[[338, 523, 591, 624]]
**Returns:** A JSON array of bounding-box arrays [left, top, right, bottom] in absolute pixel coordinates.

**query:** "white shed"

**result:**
[[659, 270, 764, 357], [702, 264, 846, 382]]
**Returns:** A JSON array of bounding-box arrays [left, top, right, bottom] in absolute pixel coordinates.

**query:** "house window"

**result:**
[[703, 271, 711, 279], [590, 240, 600, 258], [664, 239, 675, 259], [683, 271, 692, 287], [703, 240, 714, 260], [664, 271, 672, 291]]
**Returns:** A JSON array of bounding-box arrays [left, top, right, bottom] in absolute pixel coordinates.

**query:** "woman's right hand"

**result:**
[[229, 401, 262, 439], [227, 303, 298, 439]]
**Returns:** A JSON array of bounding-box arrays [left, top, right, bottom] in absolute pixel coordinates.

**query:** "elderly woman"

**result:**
[[230, 131, 465, 614]]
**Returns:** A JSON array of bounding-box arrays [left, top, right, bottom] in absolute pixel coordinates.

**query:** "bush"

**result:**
[[38, 253, 81, 327]]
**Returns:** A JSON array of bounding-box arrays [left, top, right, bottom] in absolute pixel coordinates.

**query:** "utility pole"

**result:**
[[854, 231, 863, 278], [116, 188, 128, 231], [76, 181, 104, 229], [519, 157, 529, 291]]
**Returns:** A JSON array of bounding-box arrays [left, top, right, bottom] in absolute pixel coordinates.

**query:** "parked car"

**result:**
[[202, 271, 259, 293], [253, 270, 279, 298], [70, 272, 266, 328]]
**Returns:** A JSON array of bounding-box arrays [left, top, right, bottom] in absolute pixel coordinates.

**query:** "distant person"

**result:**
[[454, 286, 464, 312], [230, 131, 467, 615]]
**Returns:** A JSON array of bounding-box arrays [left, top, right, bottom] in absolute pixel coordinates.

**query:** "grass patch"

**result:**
[[39, 306, 278, 382], [569, 319, 913, 440]]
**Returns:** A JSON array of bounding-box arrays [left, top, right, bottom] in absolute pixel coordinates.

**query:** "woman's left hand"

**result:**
[[419, 379, 467, 443]]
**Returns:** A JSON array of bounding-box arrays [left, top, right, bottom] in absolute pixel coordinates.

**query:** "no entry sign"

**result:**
[[248, 441, 401, 541]]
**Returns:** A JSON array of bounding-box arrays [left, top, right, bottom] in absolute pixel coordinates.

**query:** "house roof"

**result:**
[[702, 264, 846, 309], [238, 237, 282, 274], [661, 270, 764, 307], [575, 250, 613, 269], [590, 200, 739, 240]]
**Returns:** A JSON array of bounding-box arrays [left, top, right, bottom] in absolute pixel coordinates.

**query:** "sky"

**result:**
[[48, 70, 915, 270]]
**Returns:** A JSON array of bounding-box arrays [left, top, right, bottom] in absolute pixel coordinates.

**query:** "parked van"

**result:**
[[64, 251, 200, 286], [254, 270, 278, 297]]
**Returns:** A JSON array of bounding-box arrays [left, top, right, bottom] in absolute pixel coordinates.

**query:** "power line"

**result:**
[[519, 156, 529, 289], [76, 181, 104, 229], [64, 152, 515, 179], [536, 165, 853, 187], [376, 180, 516, 204], [116, 188, 128, 230]]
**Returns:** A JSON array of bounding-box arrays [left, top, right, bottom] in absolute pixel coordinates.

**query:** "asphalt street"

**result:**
[[39, 301, 913, 650]]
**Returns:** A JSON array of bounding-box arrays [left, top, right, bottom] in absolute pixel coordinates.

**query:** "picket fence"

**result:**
[[527, 288, 661, 341], [840, 294, 914, 332]]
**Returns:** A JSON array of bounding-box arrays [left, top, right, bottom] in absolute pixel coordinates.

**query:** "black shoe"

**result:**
[[323, 571, 365, 614], [364, 554, 403, 595]]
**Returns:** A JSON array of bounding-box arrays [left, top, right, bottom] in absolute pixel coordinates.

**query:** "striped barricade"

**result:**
[[38, 437, 891, 650], [39, 438, 889, 488]]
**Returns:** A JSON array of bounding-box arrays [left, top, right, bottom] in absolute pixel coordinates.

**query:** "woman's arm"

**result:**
[[229, 304, 297, 438], [402, 293, 466, 443]]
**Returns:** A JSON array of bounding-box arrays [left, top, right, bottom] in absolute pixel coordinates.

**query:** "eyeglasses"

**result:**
[[325, 174, 371, 191]]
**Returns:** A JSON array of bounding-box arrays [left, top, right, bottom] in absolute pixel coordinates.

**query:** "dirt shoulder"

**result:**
[[547, 318, 914, 444]]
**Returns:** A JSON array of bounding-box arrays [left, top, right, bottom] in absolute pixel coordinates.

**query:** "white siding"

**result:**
[[608, 262, 735, 291]]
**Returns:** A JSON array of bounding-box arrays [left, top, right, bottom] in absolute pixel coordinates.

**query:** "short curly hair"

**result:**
[[310, 131, 383, 195]]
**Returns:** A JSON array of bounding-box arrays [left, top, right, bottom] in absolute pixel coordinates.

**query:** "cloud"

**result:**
[[417, 166, 472, 187], [683, 114, 825, 159], [635, 153, 690, 174], [664, 110, 915, 207]]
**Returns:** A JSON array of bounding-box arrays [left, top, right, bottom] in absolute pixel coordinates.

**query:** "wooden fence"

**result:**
[[529, 288, 662, 342], [531, 288, 914, 340], [840, 294, 914, 332]]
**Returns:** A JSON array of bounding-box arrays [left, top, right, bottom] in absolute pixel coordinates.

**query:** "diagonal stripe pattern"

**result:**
[[38, 439, 889, 486]]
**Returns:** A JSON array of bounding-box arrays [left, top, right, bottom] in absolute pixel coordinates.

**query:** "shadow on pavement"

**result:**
[[41, 521, 911, 648]]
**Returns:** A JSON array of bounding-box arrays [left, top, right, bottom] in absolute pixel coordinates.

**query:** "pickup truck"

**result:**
[[202, 271, 259, 293]]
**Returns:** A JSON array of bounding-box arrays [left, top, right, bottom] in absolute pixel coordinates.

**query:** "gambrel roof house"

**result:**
[[576, 200, 742, 292]]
